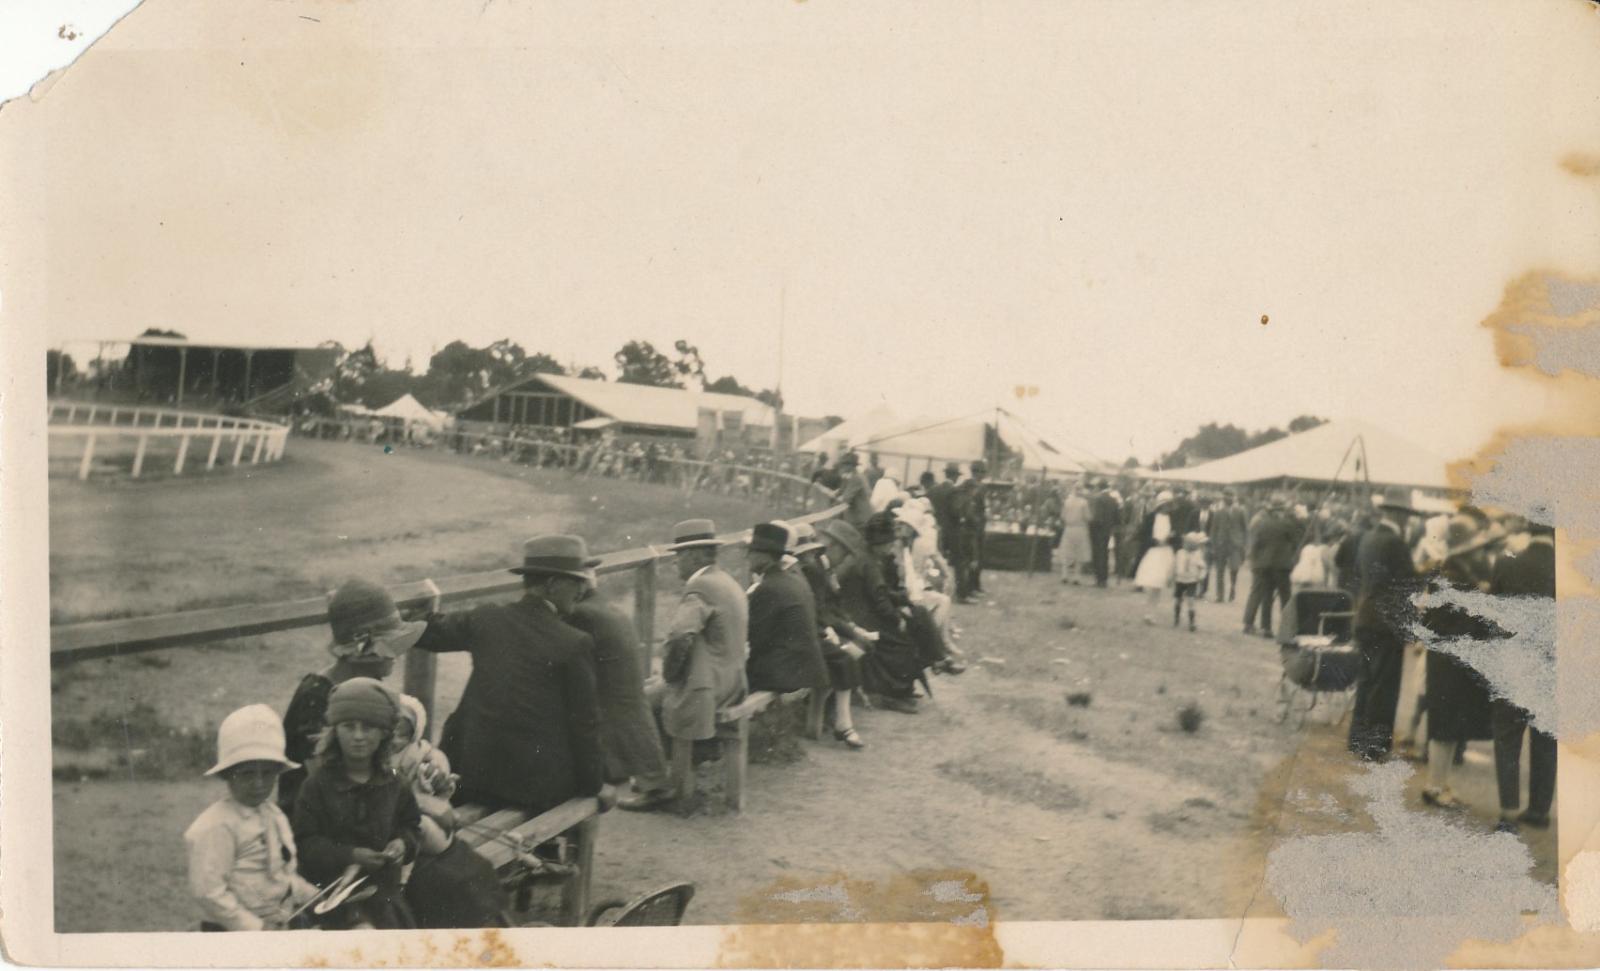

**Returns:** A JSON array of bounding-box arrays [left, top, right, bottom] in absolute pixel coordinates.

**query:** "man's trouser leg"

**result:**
[[1529, 725, 1557, 818], [1242, 568, 1268, 628], [1491, 699, 1526, 814], [1348, 628, 1405, 760], [1089, 525, 1109, 585]]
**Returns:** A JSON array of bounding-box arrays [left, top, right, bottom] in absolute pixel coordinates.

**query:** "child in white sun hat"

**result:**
[[184, 705, 318, 931]]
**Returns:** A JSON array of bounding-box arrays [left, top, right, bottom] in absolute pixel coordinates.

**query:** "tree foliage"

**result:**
[[614, 340, 681, 388], [1155, 416, 1327, 469]]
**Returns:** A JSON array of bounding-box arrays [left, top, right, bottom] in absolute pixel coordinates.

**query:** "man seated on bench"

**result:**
[[413, 534, 611, 817], [744, 522, 831, 697], [618, 519, 748, 813]]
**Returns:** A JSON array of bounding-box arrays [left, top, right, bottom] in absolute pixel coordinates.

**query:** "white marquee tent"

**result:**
[[1148, 418, 1454, 491]]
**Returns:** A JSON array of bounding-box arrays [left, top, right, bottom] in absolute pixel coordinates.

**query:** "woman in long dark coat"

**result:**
[[816, 519, 926, 714], [1416, 520, 1501, 810], [792, 523, 867, 748]]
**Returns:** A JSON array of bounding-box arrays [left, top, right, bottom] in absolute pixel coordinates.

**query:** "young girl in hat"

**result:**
[[290, 677, 422, 929], [185, 705, 319, 931]]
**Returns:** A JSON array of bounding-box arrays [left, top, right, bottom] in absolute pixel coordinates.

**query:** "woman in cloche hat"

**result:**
[[277, 579, 426, 814]]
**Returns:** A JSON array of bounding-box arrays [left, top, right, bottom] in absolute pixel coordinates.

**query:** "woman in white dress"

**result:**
[[1055, 485, 1093, 584], [1134, 491, 1177, 623]]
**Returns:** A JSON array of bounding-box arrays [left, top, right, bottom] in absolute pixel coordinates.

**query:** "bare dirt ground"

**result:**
[[48, 442, 1555, 931]]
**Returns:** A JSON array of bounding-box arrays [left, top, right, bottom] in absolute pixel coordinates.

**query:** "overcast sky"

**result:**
[[4, 0, 1596, 465]]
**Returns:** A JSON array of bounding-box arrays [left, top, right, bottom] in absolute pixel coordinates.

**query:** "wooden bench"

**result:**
[[450, 796, 600, 926], [664, 688, 827, 813]]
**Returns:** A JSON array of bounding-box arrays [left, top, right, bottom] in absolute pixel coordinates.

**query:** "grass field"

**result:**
[[47, 439, 1557, 932]]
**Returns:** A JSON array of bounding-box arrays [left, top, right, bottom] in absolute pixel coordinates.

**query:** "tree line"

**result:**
[[1134, 415, 1329, 471], [49, 331, 782, 413]]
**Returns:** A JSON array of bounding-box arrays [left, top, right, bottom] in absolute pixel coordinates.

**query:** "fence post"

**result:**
[[174, 433, 191, 475], [250, 432, 265, 464], [231, 433, 247, 466], [403, 648, 439, 743], [634, 559, 658, 666], [67, 404, 76, 422], [78, 434, 97, 480], [206, 431, 223, 471], [131, 434, 148, 478]]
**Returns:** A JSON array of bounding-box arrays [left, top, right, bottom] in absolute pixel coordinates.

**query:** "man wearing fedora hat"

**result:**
[[412, 535, 607, 815], [1347, 485, 1423, 761], [619, 519, 748, 811], [744, 522, 831, 695]]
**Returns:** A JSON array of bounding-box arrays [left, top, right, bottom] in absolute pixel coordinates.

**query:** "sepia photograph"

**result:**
[[3, 0, 1600, 967]]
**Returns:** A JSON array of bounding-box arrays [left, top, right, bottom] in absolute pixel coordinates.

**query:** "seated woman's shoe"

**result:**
[[934, 658, 966, 675], [616, 785, 676, 812], [833, 728, 866, 750]]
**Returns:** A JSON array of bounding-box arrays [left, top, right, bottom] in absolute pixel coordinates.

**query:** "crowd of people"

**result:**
[[1040, 474, 1556, 829], [182, 469, 974, 931], [181, 436, 1556, 932]]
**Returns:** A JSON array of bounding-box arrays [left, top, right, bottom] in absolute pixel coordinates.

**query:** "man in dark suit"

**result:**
[[1088, 479, 1120, 588], [744, 522, 831, 694], [1207, 490, 1248, 602], [1242, 496, 1299, 637], [964, 461, 989, 595], [928, 463, 961, 560], [1346, 489, 1422, 761], [835, 452, 875, 528], [415, 535, 608, 815], [1489, 521, 1556, 832]]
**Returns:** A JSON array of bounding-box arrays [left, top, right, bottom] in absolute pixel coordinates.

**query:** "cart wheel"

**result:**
[[586, 898, 628, 927]]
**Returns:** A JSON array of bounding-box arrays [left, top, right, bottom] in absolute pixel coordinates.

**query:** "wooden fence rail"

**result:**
[[48, 399, 290, 480], [50, 439, 845, 731]]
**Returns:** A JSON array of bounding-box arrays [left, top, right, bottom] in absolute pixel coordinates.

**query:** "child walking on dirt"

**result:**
[[185, 705, 319, 931], [1173, 533, 1209, 632], [290, 678, 422, 929]]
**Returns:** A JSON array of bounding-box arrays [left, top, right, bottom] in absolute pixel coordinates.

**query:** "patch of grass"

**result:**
[[936, 759, 1082, 811], [1064, 691, 1093, 708], [53, 702, 215, 780], [1177, 702, 1206, 734], [749, 704, 809, 766]]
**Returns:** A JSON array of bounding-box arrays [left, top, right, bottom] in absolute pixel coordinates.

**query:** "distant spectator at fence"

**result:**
[[413, 535, 606, 816], [279, 580, 424, 815], [835, 452, 875, 528], [1089, 478, 1121, 588]]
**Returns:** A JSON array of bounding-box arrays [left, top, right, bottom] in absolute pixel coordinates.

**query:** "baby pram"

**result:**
[[1274, 588, 1358, 728]]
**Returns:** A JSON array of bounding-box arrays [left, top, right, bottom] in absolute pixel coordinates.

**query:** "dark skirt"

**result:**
[[859, 631, 924, 699], [1424, 649, 1494, 743]]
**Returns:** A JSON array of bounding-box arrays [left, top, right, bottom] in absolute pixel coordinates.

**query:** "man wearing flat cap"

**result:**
[[744, 522, 831, 695], [413, 535, 607, 815], [620, 519, 748, 811], [1347, 486, 1423, 761]]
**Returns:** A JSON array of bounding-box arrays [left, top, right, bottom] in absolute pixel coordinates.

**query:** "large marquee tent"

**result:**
[[1146, 418, 1454, 492]]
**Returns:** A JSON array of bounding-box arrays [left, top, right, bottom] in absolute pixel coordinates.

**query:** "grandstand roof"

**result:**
[[464, 373, 776, 431]]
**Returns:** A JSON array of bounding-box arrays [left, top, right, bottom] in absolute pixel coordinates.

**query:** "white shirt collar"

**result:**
[[690, 564, 713, 583]]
